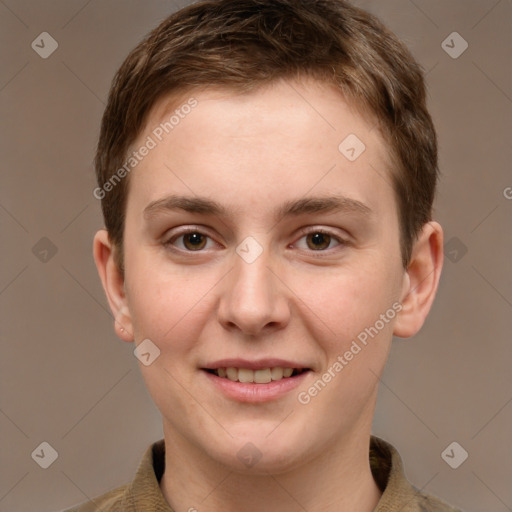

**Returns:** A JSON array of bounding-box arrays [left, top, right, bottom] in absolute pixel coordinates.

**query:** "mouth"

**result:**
[[203, 367, 310, 383], [201, 359, 312, 402]]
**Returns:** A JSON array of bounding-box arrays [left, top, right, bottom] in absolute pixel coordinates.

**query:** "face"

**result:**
[[99, 78, 422, 473]]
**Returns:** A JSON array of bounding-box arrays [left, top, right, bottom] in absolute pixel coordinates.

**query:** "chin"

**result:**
[[208, 431, 311, 475]]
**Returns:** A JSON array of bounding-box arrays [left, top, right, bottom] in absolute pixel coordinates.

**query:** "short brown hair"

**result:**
[[95, 0, 438, 270]]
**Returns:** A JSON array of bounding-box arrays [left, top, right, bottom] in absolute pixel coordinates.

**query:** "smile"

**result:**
[[202, 365, 311, 403], [205, 367, 308, 383]]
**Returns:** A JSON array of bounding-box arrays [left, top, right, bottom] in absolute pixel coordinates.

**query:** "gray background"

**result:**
[[0, 1, 511, 511]]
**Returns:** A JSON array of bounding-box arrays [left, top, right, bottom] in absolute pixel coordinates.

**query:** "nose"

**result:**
[[217, 248, 291, 336]]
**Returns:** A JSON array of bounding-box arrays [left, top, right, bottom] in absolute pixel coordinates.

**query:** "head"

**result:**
[[93, 0, 443, 473]]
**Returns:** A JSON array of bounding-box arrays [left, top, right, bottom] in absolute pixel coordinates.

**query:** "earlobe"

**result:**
[[93, 229, 134, 342], [114, 306, 134, 342], [393, 221, 444, 339]]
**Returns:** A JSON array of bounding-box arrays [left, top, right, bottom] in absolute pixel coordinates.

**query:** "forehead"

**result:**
[[127, 78, 397, 221]]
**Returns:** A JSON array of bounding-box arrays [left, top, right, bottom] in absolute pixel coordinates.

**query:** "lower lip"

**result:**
[[202, 370, 310, 403]]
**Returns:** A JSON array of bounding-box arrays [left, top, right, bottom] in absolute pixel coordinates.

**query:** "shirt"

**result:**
[[64, 436, 461, 512]]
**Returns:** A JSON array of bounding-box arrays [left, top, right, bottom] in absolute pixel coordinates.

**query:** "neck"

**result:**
[[160, 423, 382, 512]]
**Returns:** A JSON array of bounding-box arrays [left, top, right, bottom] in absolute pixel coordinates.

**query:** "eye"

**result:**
[[166, 230, 216, 251], [294, 230, 344, 251], [165, 228, 345, 253]]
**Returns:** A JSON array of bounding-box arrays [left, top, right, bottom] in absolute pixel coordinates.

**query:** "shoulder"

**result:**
[[414, 488, 462, 512], [370, 436, 463, 512], [61, 439, 167, 512], [62, 483, 131, 512]]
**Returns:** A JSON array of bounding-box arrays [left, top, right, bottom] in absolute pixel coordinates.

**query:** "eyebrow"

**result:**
[[143, 194, 373, 222]]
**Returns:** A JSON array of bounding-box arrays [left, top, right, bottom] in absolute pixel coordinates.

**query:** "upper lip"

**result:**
[[202, 358, 310, 371]]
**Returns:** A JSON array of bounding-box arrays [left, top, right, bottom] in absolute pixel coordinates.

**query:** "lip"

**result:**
[[202, 358, 309, 371], [201, 367, 311, 403]]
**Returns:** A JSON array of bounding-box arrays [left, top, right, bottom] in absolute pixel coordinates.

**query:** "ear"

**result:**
[[393, 221, 444, 338], [93, 229, 134, 342]]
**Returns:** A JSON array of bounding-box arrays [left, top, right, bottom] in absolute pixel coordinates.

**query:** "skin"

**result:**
[[94, 78, 443, 512]]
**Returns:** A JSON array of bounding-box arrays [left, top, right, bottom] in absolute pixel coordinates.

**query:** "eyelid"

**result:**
[[162, 225, 350, 253], [292, 226, 350, 251], [163, 225, 221, 251]]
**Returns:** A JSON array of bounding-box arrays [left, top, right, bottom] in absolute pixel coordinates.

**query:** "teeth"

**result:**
[[271, 367, 284, 380], [213, 367, 303, 382], [238, 368, 254, 383], [226, 367, 238, 381], [254, 368, 272, 383]]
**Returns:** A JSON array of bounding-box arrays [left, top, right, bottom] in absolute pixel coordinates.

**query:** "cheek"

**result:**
[[124, 251, 218, 351], [289, 259, 401, 352]]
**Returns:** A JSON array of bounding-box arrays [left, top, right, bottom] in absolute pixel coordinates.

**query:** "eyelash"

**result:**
[[163, 226, 348, 255]]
